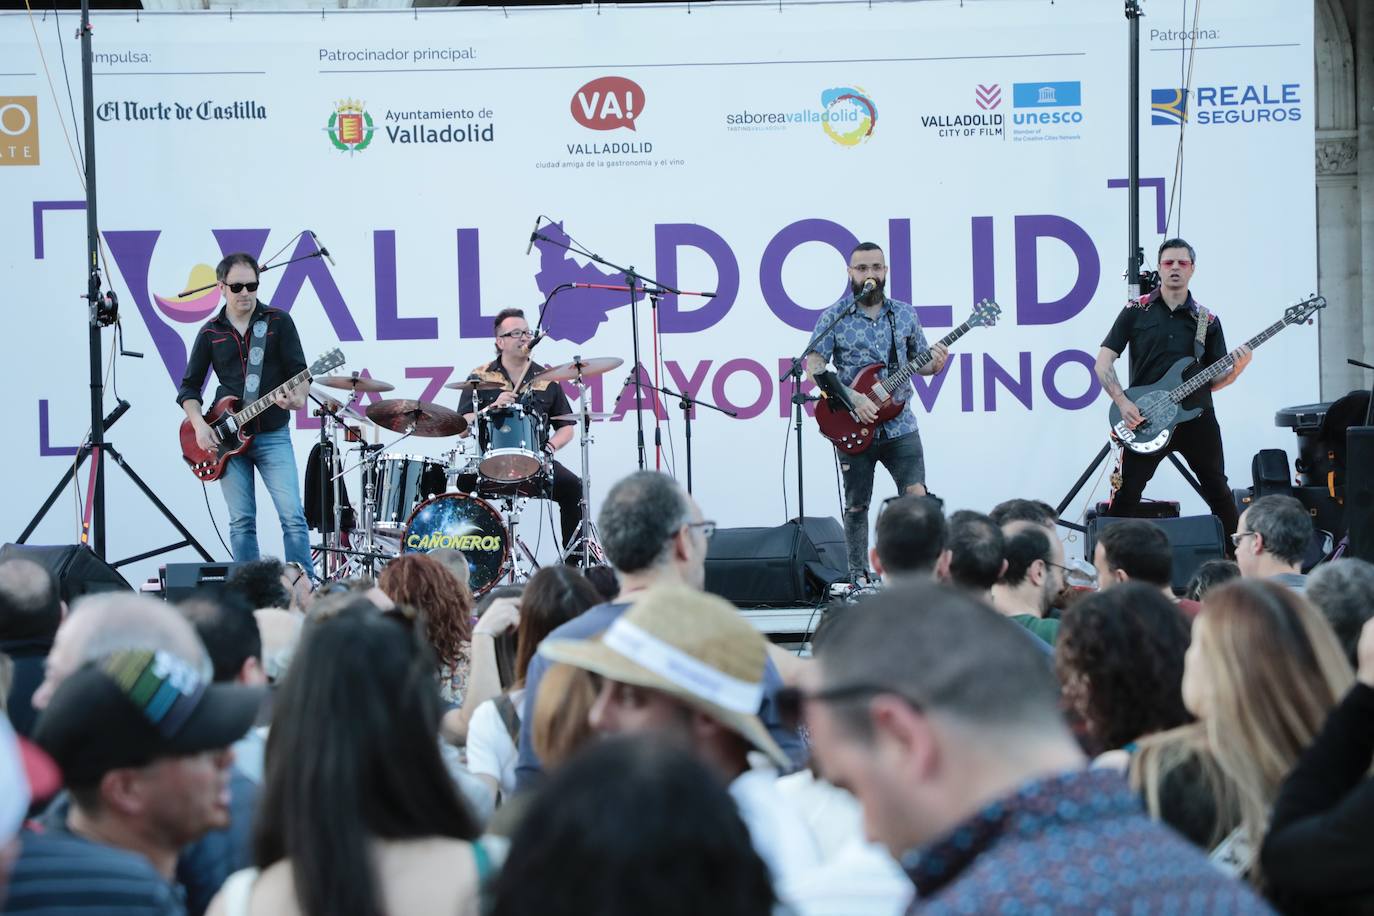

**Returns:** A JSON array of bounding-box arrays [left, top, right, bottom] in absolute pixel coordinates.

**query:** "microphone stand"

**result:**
[[529, 226, 694, 472], [781, 299, 860, 520], [636, 381, 737, 494], [176, 234, 333, 297]]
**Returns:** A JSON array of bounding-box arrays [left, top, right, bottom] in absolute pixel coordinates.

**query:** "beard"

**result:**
[[851, 276, 886, 304]]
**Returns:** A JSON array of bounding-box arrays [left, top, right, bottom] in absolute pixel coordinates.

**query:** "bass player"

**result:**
[[176, 252, 313, 571], [804, 241, 948, 584], [1095, 237, 1251, 539]]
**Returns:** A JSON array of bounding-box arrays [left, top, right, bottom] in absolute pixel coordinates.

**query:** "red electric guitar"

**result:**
[[180, 348, 345, 481], [814, 300, 1001, 455]]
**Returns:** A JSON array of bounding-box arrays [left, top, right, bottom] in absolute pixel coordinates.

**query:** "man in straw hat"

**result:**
[[516, 470, 804, 788], [540, 583, 822, 896]]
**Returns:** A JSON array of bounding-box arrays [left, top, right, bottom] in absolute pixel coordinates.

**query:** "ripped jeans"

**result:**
[[837, 431, 927, 579]]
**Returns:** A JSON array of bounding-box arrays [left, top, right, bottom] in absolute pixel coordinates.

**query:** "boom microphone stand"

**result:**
[[527, 224, 716, 471], [636, 381, 738, 494], [781, 300, 858, 520], [19, 1, 214, 568]]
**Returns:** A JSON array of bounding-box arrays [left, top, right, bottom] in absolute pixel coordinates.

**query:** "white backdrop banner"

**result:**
[[0, 0, 1317, 585]]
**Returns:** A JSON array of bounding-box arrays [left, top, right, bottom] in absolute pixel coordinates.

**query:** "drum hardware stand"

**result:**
[[562, 358, 608, 567], [499, 495, 541, 583], [636, 381, 737, 496]]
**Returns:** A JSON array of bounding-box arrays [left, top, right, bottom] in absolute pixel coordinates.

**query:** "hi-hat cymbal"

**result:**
[[443, 378, 506, 391], [316, 374, 395, 393], [550, 412, 615, 423], [365, 399, 467, 437], [529, 356, 625, 385]]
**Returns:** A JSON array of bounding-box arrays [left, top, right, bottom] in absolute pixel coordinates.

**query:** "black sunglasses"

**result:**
[[775, 682, 923, 731], [224, 281, 260, 293]]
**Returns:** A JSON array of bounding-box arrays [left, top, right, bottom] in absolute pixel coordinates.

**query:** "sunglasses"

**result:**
[[775, 682, 923, 731], [224, 281, 260, 293], [1159, 259, 1193, 269]]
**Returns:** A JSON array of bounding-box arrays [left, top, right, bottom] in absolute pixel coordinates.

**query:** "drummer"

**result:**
[[455, 308, 585, 550]]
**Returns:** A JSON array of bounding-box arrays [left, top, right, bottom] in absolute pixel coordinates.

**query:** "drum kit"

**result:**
[[309, 356, 623, 595]]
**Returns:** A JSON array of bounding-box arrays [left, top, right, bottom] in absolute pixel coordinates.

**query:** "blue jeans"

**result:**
[[219, 426, 313, 572], [837, 430, 927, 578]]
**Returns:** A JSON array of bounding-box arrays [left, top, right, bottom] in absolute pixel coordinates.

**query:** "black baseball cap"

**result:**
[[33, 648, 264, 787]]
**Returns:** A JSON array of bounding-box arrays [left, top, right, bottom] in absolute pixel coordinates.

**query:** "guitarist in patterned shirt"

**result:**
[[804, 242, 948, 584], [1094, 238, 1251, 541]]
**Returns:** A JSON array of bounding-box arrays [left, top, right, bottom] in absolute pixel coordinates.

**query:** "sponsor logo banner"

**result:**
[[0, 96, 40, 165]]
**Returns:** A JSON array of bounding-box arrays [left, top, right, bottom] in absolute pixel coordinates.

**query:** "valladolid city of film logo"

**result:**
[[0, 96, 40, 166], [325, 98, 375, 153]]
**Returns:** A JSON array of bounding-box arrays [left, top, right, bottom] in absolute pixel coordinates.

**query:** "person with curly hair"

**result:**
[[1055, 582, 1192, 759], [377, 554, 473, 709]]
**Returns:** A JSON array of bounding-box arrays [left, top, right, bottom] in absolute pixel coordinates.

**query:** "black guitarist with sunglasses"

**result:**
[[176, 252, 313, 571]]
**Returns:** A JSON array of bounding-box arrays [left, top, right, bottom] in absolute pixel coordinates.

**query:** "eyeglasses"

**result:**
[[684, 520, 717, 539], [1159, 259, 1193, 269], [1229, 531, 1257, 547], [223, 281, 260, 293], [498, 329, 535, 340], [775, 682, 922, 731]]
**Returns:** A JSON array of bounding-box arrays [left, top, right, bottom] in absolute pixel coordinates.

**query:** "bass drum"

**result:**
[[401, 493, 510, 596]]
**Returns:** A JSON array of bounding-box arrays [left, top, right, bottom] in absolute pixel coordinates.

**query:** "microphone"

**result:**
[[527, 331, 546, 352], [859, 277, 877, 298], [1349, 358, 1374, 371], [309, 231, 336, 267], [525, 216, 543, 256]]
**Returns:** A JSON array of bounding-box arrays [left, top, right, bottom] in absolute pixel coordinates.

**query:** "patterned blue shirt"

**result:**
[[808, 297, 929, 439], [904, 767, 1274, 915]]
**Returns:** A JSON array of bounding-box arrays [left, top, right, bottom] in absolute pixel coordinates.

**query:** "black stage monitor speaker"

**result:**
[[1346, 427, 1374, 563], [161, 562, 245, 603], [705, 517, 846, 609], [1084, 515, 1226, 594], [0, 543, 133, 604]]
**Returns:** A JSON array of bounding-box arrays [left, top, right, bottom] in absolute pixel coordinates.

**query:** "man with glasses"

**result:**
[[989, 520, 1065, 645], [1234, 494, 1312, 593], [178, 252, 313, 573], [455, 307, 583, 549], [1095, 238, 1251, 540], [514, 470, 805, 789], [804, 242, 948, 585], [799, 583, 1272, 914]]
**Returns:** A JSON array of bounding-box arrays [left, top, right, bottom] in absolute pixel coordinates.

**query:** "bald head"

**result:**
[[30, 594, 208, 712], [0, 558, 62, 642]]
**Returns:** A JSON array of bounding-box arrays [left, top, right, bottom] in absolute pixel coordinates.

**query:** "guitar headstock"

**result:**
[[310, 348, 346, 377], [968, 299, 1002, 329], [1283, 295, 1326, 327]]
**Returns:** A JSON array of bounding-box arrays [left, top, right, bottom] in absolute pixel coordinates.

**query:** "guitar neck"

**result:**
[[881, 323, 972, 394], [1173, 317, 1288, 400], [232, 368, 312, 425]]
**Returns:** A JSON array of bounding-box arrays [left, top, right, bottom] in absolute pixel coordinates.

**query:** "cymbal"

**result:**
[[529, 356, 625, 385], [316, 374, 395, 393], [443, 378, 506, 391], [365, 399, 467, 437], [550, 412, 615, 423], [310, 387, 373, 425]]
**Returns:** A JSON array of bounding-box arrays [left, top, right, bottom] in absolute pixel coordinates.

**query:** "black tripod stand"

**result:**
[[18, 1, 213, 569]]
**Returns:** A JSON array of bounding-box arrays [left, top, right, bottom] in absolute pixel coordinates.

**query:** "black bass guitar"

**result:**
[[1108, 295, 1325, 455]]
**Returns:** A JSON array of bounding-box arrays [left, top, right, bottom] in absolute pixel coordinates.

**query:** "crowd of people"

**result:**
[[1, 476, 1372, 915]]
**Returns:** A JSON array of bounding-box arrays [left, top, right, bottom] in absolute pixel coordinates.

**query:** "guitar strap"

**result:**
[[1193, 303, 1210, 360], [241, 318, 269, 428], [884, 306, 899, 373]]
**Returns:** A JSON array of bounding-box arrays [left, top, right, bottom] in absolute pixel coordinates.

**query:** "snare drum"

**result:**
[[478, 406, 547, 483], [370, 454, 447, 534], [402, 493, 510, 595]]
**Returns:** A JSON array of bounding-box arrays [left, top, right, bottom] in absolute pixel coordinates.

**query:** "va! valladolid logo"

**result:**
[[326, 98, 374, 154]]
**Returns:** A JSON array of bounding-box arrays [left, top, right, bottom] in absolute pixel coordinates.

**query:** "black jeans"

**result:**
[[1108, 408, 1239, 538], [837, 431, 927, 578]]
